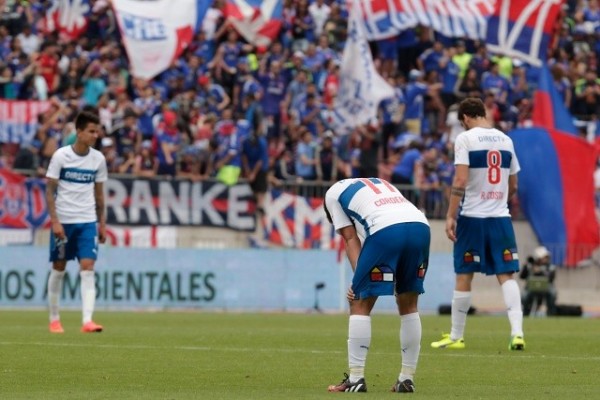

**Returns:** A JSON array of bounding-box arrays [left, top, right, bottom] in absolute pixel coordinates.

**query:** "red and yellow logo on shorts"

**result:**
[[503, 248, 519, 262], [370, 265, 394, 282], [463, 251, 480, 263], [417, 262, 427, 279]]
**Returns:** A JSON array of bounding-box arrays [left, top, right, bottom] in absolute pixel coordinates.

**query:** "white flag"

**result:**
[[113, 0, 210, 80], [332, 0, 395, 135]]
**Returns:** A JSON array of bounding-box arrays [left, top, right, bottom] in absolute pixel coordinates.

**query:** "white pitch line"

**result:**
[[1, 341, 599, 361], [0, 341, 341, 354]]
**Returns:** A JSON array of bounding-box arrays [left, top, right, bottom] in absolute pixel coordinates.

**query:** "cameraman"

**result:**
[[519, 246, 557, 316]]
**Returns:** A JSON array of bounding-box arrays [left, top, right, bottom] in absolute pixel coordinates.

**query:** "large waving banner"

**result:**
[[44, 0, 91, 40], [359, 0, 564, 66], [332, 0, 395, 134], [0, 100, 51, 144], [532, 63, 578, 135], [486, 0, 563, 66], [113, 0, 210, 80], [360, 0, 494, 40], [509, 66, 599, 266], [225, 0, 283, 46]]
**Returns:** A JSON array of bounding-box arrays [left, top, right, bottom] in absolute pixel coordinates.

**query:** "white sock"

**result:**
[[399, 312, 421, 382], [48, 269, 65, 322], [80, 270, 96, 324], [348, 315, 371, 383], [451, 290, 471, 341], [502, 279, 524, 337]]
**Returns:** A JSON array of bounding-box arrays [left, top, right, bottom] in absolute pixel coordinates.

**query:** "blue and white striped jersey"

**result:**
[[454, 127, 520, 218], [325, 178, 428, 243]]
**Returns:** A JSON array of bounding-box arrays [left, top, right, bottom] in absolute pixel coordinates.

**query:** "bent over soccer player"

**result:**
[[430, 97, 525, 351], [45, 110, 108, 334], [324, 177, 430, 393]]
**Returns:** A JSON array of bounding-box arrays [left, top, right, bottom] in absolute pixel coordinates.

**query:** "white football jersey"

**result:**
[[46, 145, 108, 224], [454, 127, 520, 218], [325, 178, 429, 242]]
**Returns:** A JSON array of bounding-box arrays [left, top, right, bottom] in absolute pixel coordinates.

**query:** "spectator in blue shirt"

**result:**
[[417, 40, 445, 73], [379, 76, 405, 161], [438, 47, 461, 109], [155, 110, 182, 177], [508, 60, 530, 105], [258, 60, 287, 139], [303, 43, 326, 85], [316, 130, 338, 182], [299, 93, 322, 137], [284, 68, 309, 116], [295, 128, 317, 181], [242, 130, 269, 211], [391, 140, 424, 204], [391, 140, 423, 185], [133, 86, 161, 140], [404, 69, 438, 136], [191, 30, 215, 62], [233, 56, 260, 116], [242, 128, 270, 246], [214, 108, 243, 184], [481, 62, 510, 105], [196, 74, 230, 116]]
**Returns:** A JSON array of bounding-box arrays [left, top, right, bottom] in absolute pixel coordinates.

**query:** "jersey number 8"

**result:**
[[487, 150, 501, 184]]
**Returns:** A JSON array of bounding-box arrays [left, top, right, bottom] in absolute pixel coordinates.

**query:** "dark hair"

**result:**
[[457, 97, 486, 122], [75, 110, 100, 131]]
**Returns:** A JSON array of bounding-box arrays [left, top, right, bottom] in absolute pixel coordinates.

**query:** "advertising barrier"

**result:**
[[0, 246, 454, 312], [0, 170, 337, 249]]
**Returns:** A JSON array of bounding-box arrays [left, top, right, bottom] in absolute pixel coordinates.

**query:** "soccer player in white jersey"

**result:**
[[324, 177, 430, 393], [431, 97, 525, 351], [45, 111, 108, 334]]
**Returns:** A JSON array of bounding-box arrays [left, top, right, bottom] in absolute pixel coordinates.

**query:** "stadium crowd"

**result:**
[[0, 0, 599, 216]]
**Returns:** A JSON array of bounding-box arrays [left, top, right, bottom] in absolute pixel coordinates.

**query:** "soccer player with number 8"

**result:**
[[431, 97, 525, 351]]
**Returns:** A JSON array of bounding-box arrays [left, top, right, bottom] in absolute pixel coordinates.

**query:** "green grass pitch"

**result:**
[[0, 310, 599, 399]]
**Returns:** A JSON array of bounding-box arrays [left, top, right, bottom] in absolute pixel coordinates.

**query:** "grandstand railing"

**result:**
[[273, 179, 450, 219], [11, 168, 528, 221]]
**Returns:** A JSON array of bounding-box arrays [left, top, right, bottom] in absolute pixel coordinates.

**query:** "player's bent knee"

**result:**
[[396, 292, 419, 314], [350, 297, 377, 315], [79, 259, 96, 271], [52, 261, 67, 272]]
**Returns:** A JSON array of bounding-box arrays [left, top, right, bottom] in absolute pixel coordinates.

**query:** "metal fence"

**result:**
[[8, 168, 523, 221], [273, 179, 531, 221], [275, 180, 449, 219]]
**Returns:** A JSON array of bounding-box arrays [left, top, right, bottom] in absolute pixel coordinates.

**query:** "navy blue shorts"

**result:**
[[353, 222, 430, 299], [453, 216, 519, 276], [49, 222, 98, 262]]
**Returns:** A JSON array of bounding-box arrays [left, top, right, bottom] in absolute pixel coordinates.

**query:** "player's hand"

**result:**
[[445, 216, 457, 242], [346, 286, 356, 303], [98, 224, 107, 244], [52, 221, 66, 241]]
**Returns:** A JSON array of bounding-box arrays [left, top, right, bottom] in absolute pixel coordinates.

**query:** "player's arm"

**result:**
[[508, 174, 518, 201], [339, 225, 361, 272], [446, 164, 469, 242], [46, 177, 65, 241], [94, 182, 106, 244]]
